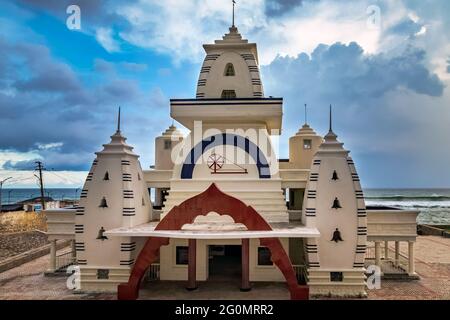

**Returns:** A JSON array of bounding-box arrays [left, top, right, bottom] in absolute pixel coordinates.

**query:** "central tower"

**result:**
[[161, 24, 289, 283], [196, 26, 264, 99]]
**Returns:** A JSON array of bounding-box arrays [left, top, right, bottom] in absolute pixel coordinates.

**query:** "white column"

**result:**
[[48, 240, 57, 272], [394, 241, 400, 267], [408, 241, 416, 275], [384, 241, 389, 260], [375, 241, 381, 267]]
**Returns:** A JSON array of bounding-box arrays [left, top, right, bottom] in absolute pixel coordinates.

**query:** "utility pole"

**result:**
[[35, 161, 46, 210], [0, 177, 12, 213]]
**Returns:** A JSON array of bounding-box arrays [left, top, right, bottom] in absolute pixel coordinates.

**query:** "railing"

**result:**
[[365, 246, 375, 260], [365, 243, 409, 274], [145, 263, 160, 281], [55, 250, 75, 272], [292, 264, 308, 285]]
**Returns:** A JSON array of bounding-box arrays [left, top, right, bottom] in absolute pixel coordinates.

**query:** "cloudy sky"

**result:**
[[0, 0, 449, 188]]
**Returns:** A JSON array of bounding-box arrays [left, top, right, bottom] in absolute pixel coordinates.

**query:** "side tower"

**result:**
[[154, 124, 184, 209], [75, 112, 152, 291], [289, 123, 323, 169], [302, 108, 367, 297]]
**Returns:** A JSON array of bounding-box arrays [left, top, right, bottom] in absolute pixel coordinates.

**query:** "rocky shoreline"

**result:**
[[0, 231, 49, 261]]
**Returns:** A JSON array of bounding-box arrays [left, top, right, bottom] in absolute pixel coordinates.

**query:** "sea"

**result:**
[[1, 188, 450, 225]]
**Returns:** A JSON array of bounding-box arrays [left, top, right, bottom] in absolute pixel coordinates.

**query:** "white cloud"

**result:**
[[116, 0, 266, 64], [112, 0, 437, 66], [95, 27, 120, 52], [36, 142, 63, 150], [0, 170, 87, 188], [0, 150, 40, 169]]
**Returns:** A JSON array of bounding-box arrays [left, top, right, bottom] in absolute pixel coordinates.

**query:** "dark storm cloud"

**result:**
[[263, 42, 445, 103], [265, 0, 316, 17], [3, 159, 38, 171], [0, 35, 166, 171], [386, 17, 423, 37]]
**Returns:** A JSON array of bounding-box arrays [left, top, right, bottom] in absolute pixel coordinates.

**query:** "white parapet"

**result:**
[[45, 208, 76, 241]]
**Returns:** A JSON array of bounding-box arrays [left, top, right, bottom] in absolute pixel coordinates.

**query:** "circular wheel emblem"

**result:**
[[207, 153, 225, 172]]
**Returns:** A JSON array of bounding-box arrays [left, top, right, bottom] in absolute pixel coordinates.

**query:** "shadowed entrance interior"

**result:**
[[208, 245, 242, 281]]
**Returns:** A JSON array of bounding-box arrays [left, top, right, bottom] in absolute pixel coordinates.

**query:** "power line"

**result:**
[[46, 169, 82, 185]]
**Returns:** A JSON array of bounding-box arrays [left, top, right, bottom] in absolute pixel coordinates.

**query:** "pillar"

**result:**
[[186, 239, 197, 290], [48, 239, 57, 272], [408, 241, 416, 275], [384, 241, 389, 260], [394, 241, 400, 267], [240, 238, 251, 291], [374, 241, 381, 267]]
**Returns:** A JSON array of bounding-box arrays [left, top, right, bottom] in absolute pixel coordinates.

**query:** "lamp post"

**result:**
[[0, 177, 13, 213]]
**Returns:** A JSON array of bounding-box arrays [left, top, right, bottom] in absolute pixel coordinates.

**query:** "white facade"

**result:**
[[74, 128, 152, 291], [44, 23, 419, 299]]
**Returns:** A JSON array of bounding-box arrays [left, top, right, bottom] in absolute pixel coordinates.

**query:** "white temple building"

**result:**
[[45, 22, 419, 300]]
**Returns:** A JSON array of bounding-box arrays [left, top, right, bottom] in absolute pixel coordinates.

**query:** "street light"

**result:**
[[0, 177, 13, 213]]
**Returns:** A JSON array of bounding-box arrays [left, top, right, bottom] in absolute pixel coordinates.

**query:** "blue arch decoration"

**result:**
[[181, 133, 271, 179]]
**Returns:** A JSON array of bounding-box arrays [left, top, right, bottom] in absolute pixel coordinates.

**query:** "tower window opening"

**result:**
[[99, 197, 108, 208], [330, 271, 343, 282], [303, 139, 312, 149], [332, 170, 339, 181], [103, 171, 109, 181], [164, 140, 172, 150], [257, 247, 273, 266], [176, 246, 189, 265], [221, 90, 236, 99], [332, 197, 342, 209], [224, 63, 235, 76]]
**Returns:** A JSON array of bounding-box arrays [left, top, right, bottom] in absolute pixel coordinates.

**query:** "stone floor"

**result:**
[[0, 235, 448, 300]]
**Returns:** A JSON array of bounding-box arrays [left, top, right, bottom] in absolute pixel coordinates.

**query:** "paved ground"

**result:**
[[0, 235, 448, 300], [368, 236, 450, 300]]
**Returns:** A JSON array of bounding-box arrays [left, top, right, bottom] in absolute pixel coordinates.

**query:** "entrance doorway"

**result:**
[[208, 245, 241, 281]]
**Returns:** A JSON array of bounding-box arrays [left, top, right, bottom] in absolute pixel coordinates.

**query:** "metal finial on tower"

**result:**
[[117, 107, 121, 133], [329, 104, 333, 133], [232, 0, 236, 27], [304, 103, 308, 125]]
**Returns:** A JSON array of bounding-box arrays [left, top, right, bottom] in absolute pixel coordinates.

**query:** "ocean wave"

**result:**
[[365, 200, 450, 209], [365, 195, 450, 201]]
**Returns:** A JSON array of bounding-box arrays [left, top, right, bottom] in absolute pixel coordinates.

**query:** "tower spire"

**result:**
[[117, 106, 121, 134], [304, 103, 308, 125], [329, 104, 332, 133], [232, 0, 236, 27]]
